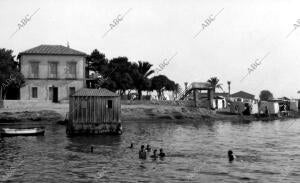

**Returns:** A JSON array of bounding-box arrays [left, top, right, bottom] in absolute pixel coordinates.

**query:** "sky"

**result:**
[[1, 0, 300, 98]]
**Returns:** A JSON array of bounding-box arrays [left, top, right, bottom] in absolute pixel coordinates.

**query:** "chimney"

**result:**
[[67, 41, 70, 48], [184, 82, 188, 91]]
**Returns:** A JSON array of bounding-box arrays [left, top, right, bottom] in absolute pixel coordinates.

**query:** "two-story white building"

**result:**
[[18, 44, 87, 102]]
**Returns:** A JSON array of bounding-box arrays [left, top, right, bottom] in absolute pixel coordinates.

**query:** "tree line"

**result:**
[[87, 49, 179, 99], [0, 48, 24, 99], [0, 47, 235, 100]]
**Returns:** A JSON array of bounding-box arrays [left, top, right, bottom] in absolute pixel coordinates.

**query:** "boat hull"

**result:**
[[0, 128, 45, 137]]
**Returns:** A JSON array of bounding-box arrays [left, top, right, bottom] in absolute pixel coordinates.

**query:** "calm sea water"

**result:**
[[0, 119, 300, 183]]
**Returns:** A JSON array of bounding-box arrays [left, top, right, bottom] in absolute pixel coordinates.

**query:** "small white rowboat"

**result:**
[[0, 127, 45, 137]]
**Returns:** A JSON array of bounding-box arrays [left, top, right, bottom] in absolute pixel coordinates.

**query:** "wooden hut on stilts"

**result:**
[[66, 88, 122, 136]]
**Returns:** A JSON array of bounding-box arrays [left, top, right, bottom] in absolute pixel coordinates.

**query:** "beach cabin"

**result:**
[[66, 88, 121, 135], [213, 96, 227, 109], [230, 101, 245, 114], [230, 101, 258, 114], [290, 100, 298, 112], [259, 101, 279, 115], [251, 102, 259, 114]]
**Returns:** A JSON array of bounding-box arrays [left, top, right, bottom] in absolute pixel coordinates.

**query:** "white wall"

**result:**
[[19, 54, 86, 101], [20, 55, 85, 79]]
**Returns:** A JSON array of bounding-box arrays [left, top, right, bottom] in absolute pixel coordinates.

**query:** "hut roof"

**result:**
[[72, 88, 119, 97]]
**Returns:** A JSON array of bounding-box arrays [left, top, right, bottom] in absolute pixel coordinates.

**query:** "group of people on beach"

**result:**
[[129, 143, 165, 159]]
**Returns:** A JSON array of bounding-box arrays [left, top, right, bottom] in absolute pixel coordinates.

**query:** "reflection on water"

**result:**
[[1, 119, 300, 182]]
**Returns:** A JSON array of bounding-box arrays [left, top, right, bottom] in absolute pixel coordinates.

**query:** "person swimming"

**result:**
[[146, 144, 151, 152], [128, 143, 134, 148], [139, 145, 147, 159], [150, 149, 158, 159], [158, 148, 166, 157], [91, 146, 94, 153], [228, 150, 235, 162], [116, 123, 122, 135]]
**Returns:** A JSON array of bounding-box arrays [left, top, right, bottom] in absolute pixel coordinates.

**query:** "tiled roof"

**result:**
[[72, 88, 119, 97], [230, 91, 255, 100], [19, 45, 87, 56]]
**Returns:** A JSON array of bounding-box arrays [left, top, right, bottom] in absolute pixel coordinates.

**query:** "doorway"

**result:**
[[52, 87, 58, 103]]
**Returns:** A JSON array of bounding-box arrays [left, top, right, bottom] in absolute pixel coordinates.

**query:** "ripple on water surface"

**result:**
[[0, 119, 300, 182]]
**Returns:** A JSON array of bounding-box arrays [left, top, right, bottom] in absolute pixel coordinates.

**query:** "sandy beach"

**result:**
[[1, 103, 299, 123]]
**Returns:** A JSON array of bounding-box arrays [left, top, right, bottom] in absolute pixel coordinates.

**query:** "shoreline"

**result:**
[[0, 104, 299, 124]]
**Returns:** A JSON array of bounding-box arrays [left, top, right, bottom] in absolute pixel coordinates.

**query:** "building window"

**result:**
[[69, 87, 75, 97], [107, 100, 113, 109], [30, 62, 39, 78], [32, 87, 38, 98], [49, 62, 58, 79], [66, 62, 76, 79]]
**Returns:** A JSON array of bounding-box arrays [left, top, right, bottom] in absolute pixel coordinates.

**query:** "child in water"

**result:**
[[150, 149, 158, 159], [128, 143, 134, 148], [228, 150, 235, 162], [159, 148, 166, 157], [139, 145, 147, 159], [146, 144, 151, 152]]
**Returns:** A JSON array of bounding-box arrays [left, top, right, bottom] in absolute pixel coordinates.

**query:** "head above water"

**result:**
[[160, 148, 163, 152], [228, 150, 235, 161], [141, 145, 144, 149], [153, 149, 157, 154]]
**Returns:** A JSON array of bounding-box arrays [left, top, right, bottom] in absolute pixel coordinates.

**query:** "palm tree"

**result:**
[[227, 81, 231, 94], [137, 61, 154, 78], [174, 83, 181, 99], [135, 61, 154, 99], [207, 77, 223, 92]]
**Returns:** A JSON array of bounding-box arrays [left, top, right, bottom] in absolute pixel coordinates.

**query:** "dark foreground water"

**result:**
[[0, 119, 300, 183]]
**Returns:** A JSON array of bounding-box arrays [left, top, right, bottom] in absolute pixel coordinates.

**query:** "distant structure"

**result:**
[[184, 82, 188, 91], [230, 91, 255, 103], [178, 82, 214, 108], [66, 88, 121, 135], [227, 81, 231, 95], [18, 45, 87, 102]]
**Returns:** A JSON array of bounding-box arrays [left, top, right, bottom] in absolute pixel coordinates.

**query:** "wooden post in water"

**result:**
[[193, 89, 198, 107], [0, 87, 3, 108], [208, 89, 214, 109]]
